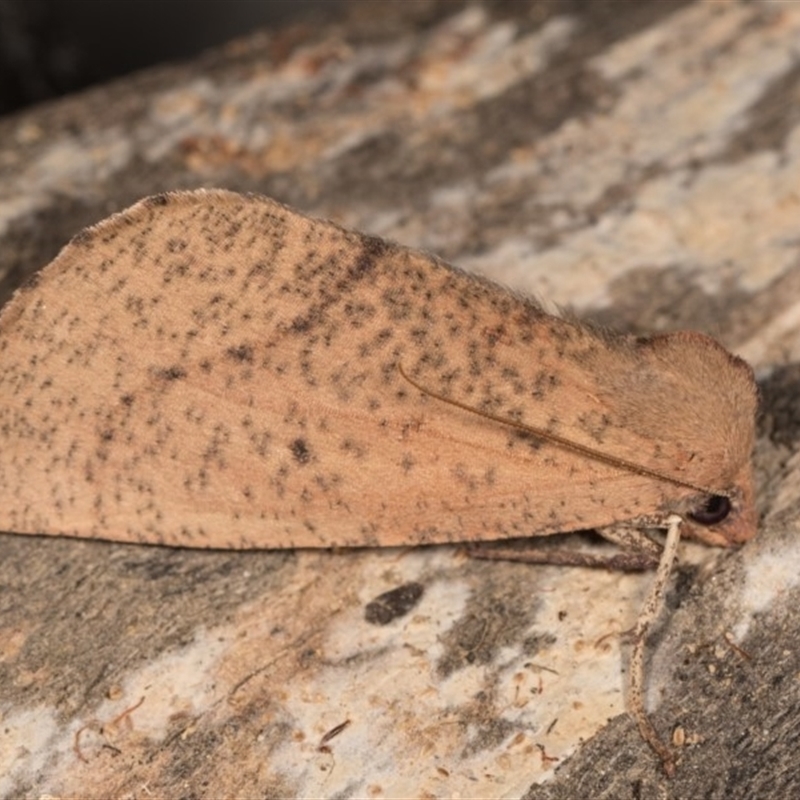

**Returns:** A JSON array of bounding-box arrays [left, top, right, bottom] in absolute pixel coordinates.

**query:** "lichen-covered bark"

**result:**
[[1, 1, 799, 797]]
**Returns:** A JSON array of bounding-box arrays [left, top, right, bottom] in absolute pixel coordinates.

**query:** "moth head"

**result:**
[[631, 332, 759, 549], [678, 464, 756, 547]]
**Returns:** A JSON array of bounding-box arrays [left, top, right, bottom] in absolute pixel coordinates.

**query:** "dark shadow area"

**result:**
[[0, 0, 340, 116]]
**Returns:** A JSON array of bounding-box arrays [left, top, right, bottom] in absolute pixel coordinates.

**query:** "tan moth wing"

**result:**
[[0, 191, 758, 549]]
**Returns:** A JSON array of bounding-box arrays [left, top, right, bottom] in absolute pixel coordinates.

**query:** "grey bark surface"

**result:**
[[1, 1, 799, 797]]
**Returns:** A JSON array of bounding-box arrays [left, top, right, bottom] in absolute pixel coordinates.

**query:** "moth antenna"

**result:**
[[401, 358, 692, 772], [629, 514, 682, 776], [397, 363, 720, 497]]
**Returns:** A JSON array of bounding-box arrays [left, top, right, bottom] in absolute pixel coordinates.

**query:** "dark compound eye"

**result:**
[[688, 494, 731, 526]]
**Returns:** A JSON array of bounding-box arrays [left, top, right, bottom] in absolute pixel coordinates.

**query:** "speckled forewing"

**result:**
[[0, 191, 757, 547]]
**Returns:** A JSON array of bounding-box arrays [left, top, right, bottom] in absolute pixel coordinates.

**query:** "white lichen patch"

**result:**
[[226, 551, 655, 797], [6, 628, 228, 797], [734, 508, 800, 642]]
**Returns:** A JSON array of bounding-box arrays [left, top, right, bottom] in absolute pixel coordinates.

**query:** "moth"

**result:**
[[0, 190, 758, 773]]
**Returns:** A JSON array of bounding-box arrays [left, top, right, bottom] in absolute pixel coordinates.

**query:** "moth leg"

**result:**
[[595, 525, 662, 570], [468, 525, 663, 572]]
